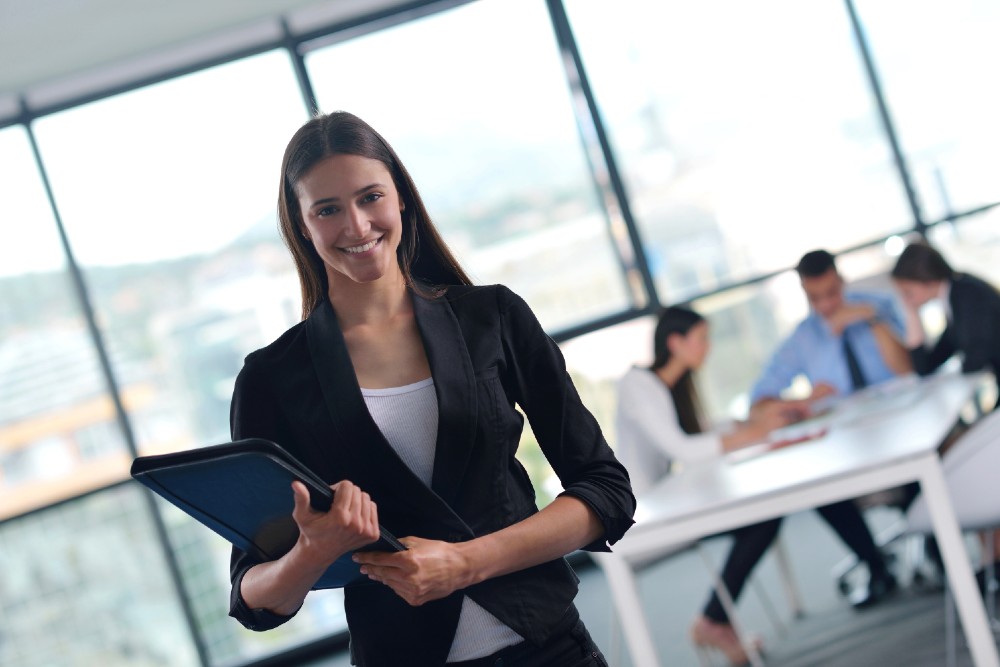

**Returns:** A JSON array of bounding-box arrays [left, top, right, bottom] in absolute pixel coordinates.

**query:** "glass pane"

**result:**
[[32, 51, 305, 457], [30, 52, 334, 665], [566, 0, 913, 302], [928, 209, 1000, 287], [304, 0, 632, 331], [157, 498, 350, 665], [0, 126, 129, 518], [0, 485, 198, 667], [857, 0, 1000, 220]]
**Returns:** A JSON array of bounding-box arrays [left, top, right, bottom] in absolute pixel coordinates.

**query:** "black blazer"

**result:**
[[910, 273, 1000, 400], [227, 284, 636, 666]]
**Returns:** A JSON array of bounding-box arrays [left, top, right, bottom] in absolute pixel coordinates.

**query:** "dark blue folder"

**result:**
[[130, 437, 405, 589]]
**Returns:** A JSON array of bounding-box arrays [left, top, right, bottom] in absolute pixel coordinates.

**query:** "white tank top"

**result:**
[[361, 378, 523, 661]]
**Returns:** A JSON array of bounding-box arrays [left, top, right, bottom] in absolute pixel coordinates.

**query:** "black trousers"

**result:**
[[446, 607, 608, 667], [703, 500, 886, 623]]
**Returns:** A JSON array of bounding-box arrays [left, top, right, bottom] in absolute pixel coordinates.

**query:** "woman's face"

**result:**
[[894, 278, 939, 310], [670, 321, 711, 370], [296, 153, 405, 289]]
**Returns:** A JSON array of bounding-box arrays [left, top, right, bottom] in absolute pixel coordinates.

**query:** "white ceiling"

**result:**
[[0, 0, 415, 118]]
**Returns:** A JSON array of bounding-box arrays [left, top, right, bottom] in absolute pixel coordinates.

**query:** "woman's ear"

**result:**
[[665, 332, 682, 355]]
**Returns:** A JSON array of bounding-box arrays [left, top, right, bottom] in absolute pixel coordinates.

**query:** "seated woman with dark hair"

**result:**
[[616, 306, 900, 665], [615, 306, 791, 665]]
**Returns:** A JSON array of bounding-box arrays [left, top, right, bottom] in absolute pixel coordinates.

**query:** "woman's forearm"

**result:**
[[720, 421, 770, 451], [240, 540, 333, 615], [872, 321, 915, 375], [458, 495, 603, 586]]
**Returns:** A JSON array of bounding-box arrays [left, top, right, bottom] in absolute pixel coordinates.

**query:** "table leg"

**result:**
[[593, 552, 661, 667], [918, 456, 1000, 667]]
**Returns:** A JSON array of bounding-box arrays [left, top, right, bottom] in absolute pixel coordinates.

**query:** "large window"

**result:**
[[27, 52, 343, 666], [32, 51, 307, 460], [565, 0, 913, 302], [857, 0, 1000, 221], [0, 127, 119, 519], [304, 0, 634, 331], [0, 486, 199, 667]]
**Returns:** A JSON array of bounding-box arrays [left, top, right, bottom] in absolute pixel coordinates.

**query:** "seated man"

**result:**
[[750, 249, 913, 608]]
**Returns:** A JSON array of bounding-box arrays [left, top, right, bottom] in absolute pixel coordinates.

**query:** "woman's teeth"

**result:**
[[343, 238, 379, 254]]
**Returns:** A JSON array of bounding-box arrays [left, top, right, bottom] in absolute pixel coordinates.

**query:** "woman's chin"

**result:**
[[329, 264, 399, 288]]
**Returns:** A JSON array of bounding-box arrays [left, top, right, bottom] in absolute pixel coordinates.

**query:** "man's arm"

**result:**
[[832, 297, 913, 376], [750, 335, 807, 414]]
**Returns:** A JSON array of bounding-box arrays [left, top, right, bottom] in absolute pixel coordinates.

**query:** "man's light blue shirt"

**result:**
[[750, 291, 905, 403]]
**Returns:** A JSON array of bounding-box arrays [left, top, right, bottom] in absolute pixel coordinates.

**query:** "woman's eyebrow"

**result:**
[[309, 183, 384, 207]]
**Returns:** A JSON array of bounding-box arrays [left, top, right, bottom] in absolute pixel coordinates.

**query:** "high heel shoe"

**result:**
[[690, 615, 763, 666]]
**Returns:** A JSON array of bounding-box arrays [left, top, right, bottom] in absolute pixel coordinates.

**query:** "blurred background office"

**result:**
[[1, 1, 998, 665]]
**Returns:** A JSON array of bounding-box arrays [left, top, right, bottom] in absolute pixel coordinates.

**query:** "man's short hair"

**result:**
[[795, 250, 837, 278]]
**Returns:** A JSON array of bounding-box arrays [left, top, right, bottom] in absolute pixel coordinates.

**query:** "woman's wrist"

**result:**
[[903, 308, 925, 348], [451, 537, 489, 588]]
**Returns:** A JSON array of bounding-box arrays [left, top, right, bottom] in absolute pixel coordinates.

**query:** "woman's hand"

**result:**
[[751, 405, 794, 433], [239, 480, 380, 616], [902, 302, 926, 349], [757, 398, 812, 426], [353, 536, 474, 606], [291, 479, 381, 567], [807, 382, 838, 403]]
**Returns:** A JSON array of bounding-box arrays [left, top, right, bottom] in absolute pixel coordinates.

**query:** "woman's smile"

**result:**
[[341, 236, 383, 256]]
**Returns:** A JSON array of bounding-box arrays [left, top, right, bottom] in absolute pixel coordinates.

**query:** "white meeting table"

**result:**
[[595, 370, 999, 667]]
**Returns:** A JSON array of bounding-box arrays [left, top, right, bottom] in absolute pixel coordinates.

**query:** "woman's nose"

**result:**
[[344, 205, 370, 237]]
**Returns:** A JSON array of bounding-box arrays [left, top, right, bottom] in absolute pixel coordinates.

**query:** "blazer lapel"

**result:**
[[304, 298, 470, 534], [304, 301, 432, 507], [412, 291, 478, 508], [304, 300, 379, 443]]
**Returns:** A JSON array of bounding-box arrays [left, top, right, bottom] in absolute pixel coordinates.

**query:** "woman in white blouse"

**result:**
[[616, 306, 888, 665]]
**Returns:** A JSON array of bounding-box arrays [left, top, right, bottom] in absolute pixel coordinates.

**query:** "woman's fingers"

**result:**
[[355, 537, 467, 606], [290, 480, 316, 524]]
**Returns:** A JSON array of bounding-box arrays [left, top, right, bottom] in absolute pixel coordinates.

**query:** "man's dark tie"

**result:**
[[843, 332, 868, 390]]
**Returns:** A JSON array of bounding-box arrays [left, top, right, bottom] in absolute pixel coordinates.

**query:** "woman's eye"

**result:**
[[362, 192, 382, 204], [317, 206, 338, 217]]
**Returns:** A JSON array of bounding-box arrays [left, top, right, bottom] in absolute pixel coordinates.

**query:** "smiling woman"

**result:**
[[275, 112, 472, 320], [296, 154, 406, 288], [227, 110, 635, 666]]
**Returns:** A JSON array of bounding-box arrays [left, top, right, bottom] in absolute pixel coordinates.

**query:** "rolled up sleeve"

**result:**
[[497, 286, 635, 550]]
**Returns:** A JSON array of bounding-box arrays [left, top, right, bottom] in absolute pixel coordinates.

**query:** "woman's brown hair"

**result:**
[[891, 242, 955, 284], [651, 306, 707, 435], [277, 111, 472, 319]]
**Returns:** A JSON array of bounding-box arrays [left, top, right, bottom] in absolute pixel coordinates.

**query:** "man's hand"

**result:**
[[807, 382, 838, 403], [826, 303, 876, 336], [751, 397, 812, 424]]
